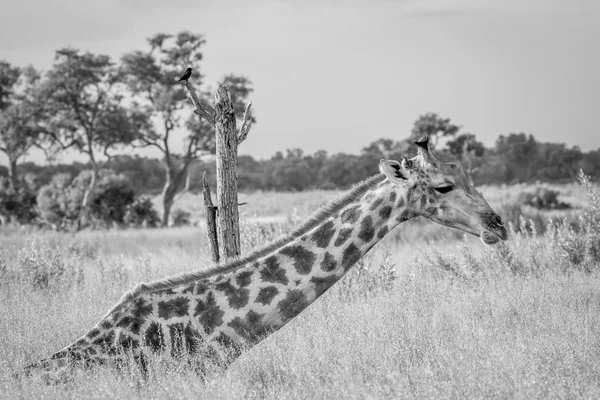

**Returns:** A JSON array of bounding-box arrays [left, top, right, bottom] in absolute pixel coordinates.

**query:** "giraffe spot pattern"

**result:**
[[91, 330, 115, 348], [215, 331, 237, 349], [155, 288, 177, 296], [85, 347, 98, 355], [195, 280, 210, 295], [256, 286, 279, 305], [260, 256, 289, 285], [389, 191, 397, 203], [397, 209, 415, 222], [340, 206, 361, 224], [168, 322, 201, 357], [51, 350, 68, 360], [116, 333, 140, 351], [182, 283, 195, 294], [194, 291, 225, 334], [100, 320, 112, 329], [310, 220, 336, 248], [379, 205, 392, 219], [116, 315, 134, 329], [277, 289, 309, 321], [280, 245, 316, 275], [169, 323, 186, 357], [236, 271, 254, 287], [123, 297, 154, 334], [228, 310, 271, 342], [86, 329, 100, 339], [310, 275, 339, 297], [334, 228, 353, 247], [397, 196, 405, 208], [377, 225, 389, 239], [67, 350, 85, 362], [341, 243, 362, 271], [158, 297, 190, 320], [358, 215, 375, 243], [215, 280, 250, 309], [426, 206, 436, 215], [420, 195, 427, 209], [144, 322, 165, 352], [320, 252, 337, 272], [369, 197, 384, 211]]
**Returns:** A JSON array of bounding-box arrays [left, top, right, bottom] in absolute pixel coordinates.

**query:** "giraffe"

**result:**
[[22, 136, 507, 380]]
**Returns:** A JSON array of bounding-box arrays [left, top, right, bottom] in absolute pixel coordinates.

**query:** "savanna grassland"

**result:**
[[1, 178, 600, 399]]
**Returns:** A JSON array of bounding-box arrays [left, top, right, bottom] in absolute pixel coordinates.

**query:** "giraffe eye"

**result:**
[[435, 186, 454, 194]]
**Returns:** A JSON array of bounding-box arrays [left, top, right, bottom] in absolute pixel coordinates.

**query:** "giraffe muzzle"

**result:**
[[480, 213, 508, 244]]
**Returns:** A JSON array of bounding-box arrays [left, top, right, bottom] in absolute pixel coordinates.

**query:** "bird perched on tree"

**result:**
[[173, 67, 192, 84]]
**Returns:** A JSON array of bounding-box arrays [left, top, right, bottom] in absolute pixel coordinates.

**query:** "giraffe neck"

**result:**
[[241, 177, 411, 333], [26, 175, 416, 376]]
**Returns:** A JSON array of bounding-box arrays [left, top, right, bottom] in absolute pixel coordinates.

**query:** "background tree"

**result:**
[[0, 63, 46, 191], [410, 113, 460, 150], [121, 32, 253, 226], [531, 142, 582, 182], [494, 133, 539, 183], [266, 149, 316, 191], [0, 61, 20, 109], [361, 138, 412, 162], [445, 133, 485, 184], [41, 48, 145, 228]]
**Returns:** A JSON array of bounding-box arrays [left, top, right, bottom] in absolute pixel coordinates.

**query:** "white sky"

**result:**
[[1, 0, 599, 164]]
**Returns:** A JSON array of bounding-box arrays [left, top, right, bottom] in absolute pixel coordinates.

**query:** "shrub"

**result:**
[[0, 180, 37, 224], [37, 169, 135, 229], [171, 208, 191, 227], [495, 202, 547, 234], [89, 174, 135, 227], [519, 186, 571, 210], [16, 237, 85, 290], [124, 196, 160, 228], [36, 172, 78, 229], [557, 170, 600, 268]]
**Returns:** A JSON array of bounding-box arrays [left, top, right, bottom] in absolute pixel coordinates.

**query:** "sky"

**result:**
[[1, 0, 599, 164]]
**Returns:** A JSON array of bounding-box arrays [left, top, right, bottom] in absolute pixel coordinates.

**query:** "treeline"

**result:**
[[4, 129, 596, 196], [1, 30, 597, 229]]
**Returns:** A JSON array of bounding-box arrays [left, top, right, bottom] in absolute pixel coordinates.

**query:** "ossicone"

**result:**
[[414, 135, 429, 150]]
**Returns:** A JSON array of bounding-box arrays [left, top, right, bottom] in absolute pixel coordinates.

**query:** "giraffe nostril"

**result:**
[[490, 213, 503, 227]]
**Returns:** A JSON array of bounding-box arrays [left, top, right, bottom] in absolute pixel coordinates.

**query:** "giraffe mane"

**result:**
[[105, 173, 387, 317]]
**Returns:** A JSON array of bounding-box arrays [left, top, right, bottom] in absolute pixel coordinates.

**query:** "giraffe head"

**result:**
[[379, 136, 507, 245]]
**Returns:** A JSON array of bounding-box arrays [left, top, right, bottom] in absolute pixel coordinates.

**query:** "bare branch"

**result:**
[[44, 131, 82, 151], [202, 171, 219, 263], [237, 100, 253, 145], [173, 168, 192, 203], [131, 139, 165, 153], [184, 81, 215, 124]]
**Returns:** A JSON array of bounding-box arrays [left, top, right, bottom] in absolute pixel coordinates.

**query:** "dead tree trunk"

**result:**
[[202, 172, 219, 263], [7, 155, 19, 191], [78, 161, 99, 230], [183, 80, 253, 262], [213, 86, 241, 259]]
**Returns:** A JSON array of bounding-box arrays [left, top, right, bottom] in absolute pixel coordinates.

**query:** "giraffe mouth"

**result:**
[[480, 230, 505, 245], [479, 213, 508, 245]]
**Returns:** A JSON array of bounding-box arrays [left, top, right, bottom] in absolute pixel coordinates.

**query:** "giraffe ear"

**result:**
[[379, 159, 407, 183]]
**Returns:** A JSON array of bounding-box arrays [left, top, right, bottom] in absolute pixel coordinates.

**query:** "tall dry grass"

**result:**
[[0, 176, 599, 399]]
